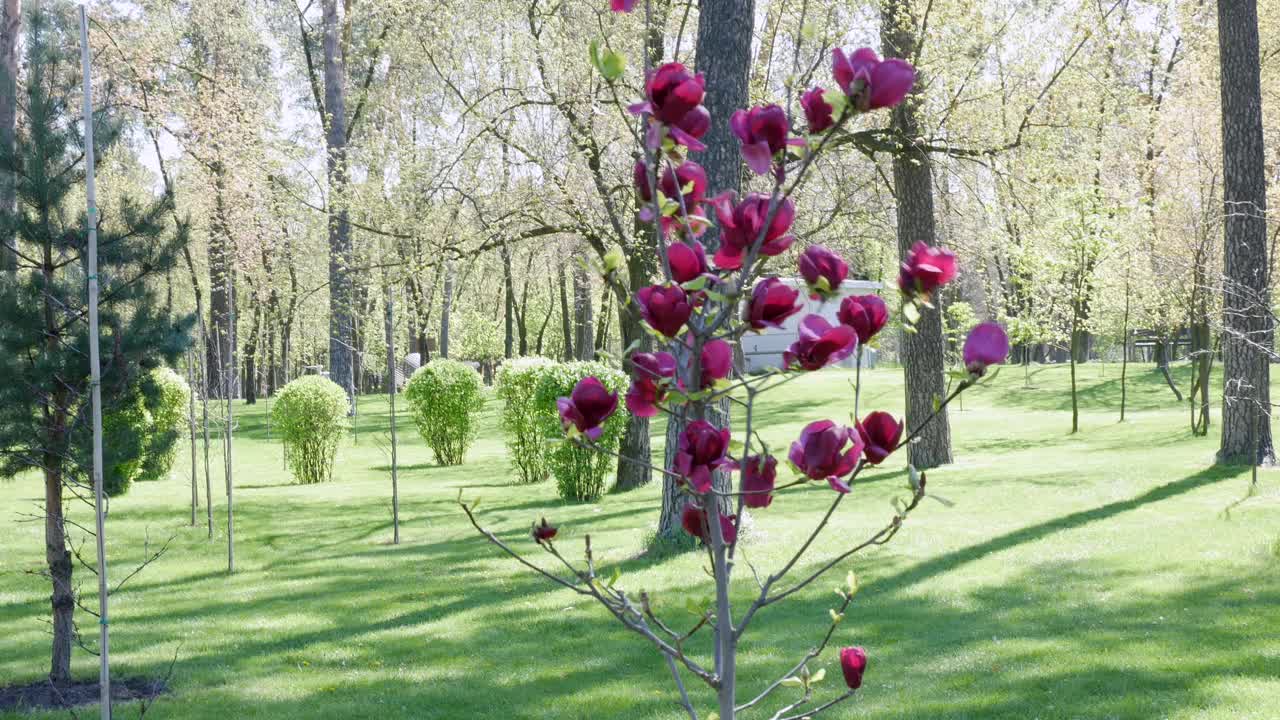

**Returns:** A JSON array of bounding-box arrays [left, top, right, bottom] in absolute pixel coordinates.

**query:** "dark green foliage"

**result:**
[[101, 367, 190, 495], [0, 7, 193, 491]]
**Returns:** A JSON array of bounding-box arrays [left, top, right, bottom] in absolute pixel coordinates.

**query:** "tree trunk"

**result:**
[[207, 164, 238, 399], [883, 0, 952, 468], [243, 300, 261, 404], [614, 261, 654, 492], [558, 262, 573, 360], [573, 255, 594, 361], [502, 243, 516, 359], [657, 0, 751, 552], [323, 0, 355, 405], [0, 0, 17, 272], [1120, 259, 1131, 421], [439, 260, 454, 359], [1217, 0, 1273, 465]]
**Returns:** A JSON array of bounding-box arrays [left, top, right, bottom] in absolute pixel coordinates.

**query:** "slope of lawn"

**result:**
[[2, 362, 1279, 719]]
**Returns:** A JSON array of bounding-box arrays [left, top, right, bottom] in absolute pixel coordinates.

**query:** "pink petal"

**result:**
[[669, 125, 707, 152], [741, 141, 774, 175]]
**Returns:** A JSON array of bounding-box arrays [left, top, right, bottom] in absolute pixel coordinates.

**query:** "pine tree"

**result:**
[[0, 7, 192, 684]]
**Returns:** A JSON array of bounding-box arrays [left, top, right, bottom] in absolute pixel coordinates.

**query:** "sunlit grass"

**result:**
[[1, 363, 1278, 719]]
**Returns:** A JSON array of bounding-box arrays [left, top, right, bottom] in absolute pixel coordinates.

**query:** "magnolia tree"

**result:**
[[461, 4, 1009, 718]]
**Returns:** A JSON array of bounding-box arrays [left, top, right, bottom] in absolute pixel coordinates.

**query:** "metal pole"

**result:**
[[78, 6, 111, 718], [385, 287, 399, 544]]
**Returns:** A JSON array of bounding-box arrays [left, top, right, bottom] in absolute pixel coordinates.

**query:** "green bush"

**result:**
[[534, 361, 628, 501], [138, 366, 191, 483], [272, 375, 349, 484], [405, 359, 486, 466], [102, 366, 190, 496], [496, 357, 556, 484]]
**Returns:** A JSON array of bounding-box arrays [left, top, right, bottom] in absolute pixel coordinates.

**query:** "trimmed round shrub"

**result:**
[[496, 357, 555, 484], [102, 366, 191, 496], [102, 390, 147, 497], [534, 361, 629, 501], [405, 358, 486, 466], [272, 375, 348, 484], [138, 366, 191, 483]]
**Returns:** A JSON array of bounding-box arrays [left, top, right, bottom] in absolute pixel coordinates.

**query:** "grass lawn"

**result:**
[[2, 362, 1279, 719]]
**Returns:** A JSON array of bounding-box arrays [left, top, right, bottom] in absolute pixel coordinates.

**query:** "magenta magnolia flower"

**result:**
[[681, 503, 737, 544], [631, 63, 709, 150], [741, 454, 777, 509], [783, 315, 857, 371], [856, 411, 903, 465], [832, 47, 915, 111], [700, 339, 733, 388], [673, 420, 732, 493], [668, 242, 709, 284], [625, 351, 677, 418], [747, 277, 802, 331], [898, 241, 958, 299], [636, 161, 709, 236], [838, 294, 889, 344], [635, 284, 692, 338], [798, 245, 849, 300], [840, 646, 868, 689], [531, 517, 558, 544], [710, 192, 796, 270], [730, 104, 796, 175], [556, 376, 618, 440], [789, 419, 864, 492], [610, 0, 635, 12], [963, 322, 1010, 376], [801, 87, 836, 133]]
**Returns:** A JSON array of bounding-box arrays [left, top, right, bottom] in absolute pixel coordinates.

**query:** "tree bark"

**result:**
[[322, 0, 355, 405], [883, 0, 952, 468], [558, 262, 573, 360], [502, 243, 516, 359], [1216, 0, 1273, 465], [573, 254, 594, 360], [439, 260, 454, 359], [207, 163, 238, 399], [656, 0, 752, 549], [0, 0, 17, 272]]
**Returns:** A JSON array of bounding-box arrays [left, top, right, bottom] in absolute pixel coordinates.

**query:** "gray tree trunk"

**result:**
[[573, 255, 594, 360], [0, 0, 17, 272], [882, 0, 952, 468], [322, 0, 355, 404], [439, 260, 454, 359], [1216, 0, 1274, 465], [503, 244, 516, 359], [611, 1, 670, 493], [207, 163, 238, 399], [558, 262, 574, 360], [656, 0, 753, 538]]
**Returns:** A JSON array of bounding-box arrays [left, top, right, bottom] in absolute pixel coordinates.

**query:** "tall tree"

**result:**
[[882, 0, 952, 468], [322, 0, 355, 404], [656, 0, 754, 539], [0, 8, 191, 681], [1216, 0, 1273, 465], [0, 0, 17, 272]]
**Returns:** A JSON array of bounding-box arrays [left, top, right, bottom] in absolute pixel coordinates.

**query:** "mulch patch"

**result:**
[[0, 677, 166, 713]]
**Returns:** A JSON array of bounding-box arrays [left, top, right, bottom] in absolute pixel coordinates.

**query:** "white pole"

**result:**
[[78, 6, 111, 719]]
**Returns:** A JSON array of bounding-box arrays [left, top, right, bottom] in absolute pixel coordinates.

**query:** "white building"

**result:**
[[740, 278, 883, 373]]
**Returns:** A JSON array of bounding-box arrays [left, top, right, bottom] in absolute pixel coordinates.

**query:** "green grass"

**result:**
[[2, 363, 1279, 719]]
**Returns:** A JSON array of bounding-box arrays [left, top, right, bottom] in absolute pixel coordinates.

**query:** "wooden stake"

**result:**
[[78, 6, 111, 717]]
